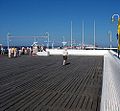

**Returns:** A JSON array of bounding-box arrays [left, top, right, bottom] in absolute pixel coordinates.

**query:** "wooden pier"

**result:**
[[0, 55, 103, 111]]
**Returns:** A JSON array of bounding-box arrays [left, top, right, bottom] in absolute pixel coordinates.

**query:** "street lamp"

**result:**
[[82, 20, 84, 49], [52, 41, 54, 49], [112, 14, 119, 22], [7, 32, 11, 50], [112, 13, 120, 57], [94, 20, 96, 50], [71, 21, 73, 48], [46, 32, 49, 48], [108, 31, 112, 49]]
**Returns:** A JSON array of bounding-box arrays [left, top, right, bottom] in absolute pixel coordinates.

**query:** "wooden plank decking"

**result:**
[[0, 55, 103, 111]]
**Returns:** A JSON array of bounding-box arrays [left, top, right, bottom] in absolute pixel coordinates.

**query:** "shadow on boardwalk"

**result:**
[[0, 55, 103, 111]]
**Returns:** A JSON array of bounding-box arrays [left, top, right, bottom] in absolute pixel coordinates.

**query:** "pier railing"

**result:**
[[100, 51, 120, 111]]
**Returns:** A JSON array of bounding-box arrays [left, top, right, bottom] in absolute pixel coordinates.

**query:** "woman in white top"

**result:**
[[63, 48, 68, 65]]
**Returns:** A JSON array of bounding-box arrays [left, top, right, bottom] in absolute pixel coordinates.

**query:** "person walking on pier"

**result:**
[[63, 48, 68, 65], [8, 48, 11, 58]]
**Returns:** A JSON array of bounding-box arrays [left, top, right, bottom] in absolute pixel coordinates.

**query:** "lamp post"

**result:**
[[112, 14, 120, 57], [108, 31, 112, 49], [52, 41, 54, 49], [7, 32, 11, 50], [71, 21, 73, 48], [94, 20, 96, 50], [82, 20, 84, 49], [112, 14, 119, 22], [46, 32, 49, 48]]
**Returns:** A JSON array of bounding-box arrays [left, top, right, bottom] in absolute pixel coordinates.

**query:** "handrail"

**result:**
[[100, 51, 120, 111]]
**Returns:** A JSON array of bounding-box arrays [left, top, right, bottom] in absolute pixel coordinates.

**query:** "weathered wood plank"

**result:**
[[0, 56, 103, 111]]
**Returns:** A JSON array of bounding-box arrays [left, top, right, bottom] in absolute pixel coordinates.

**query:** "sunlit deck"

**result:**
[[0, 55, 103, 111]]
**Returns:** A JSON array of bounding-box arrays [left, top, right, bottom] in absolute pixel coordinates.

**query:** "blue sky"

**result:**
[[0, 0, 120, 47]]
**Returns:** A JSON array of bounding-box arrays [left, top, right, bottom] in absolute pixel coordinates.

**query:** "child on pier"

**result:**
[[63, 48, 68, 65]]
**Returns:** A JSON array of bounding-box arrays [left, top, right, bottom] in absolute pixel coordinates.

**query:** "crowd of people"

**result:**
[[1, 44, 70, 66], [8, 46, 47, 58], [8, 47, 32, 58], [0, 45, 47, 58]]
